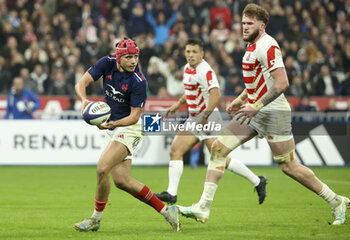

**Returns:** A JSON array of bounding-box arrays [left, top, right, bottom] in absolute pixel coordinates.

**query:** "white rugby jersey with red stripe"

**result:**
[[242, 34, 288, 106], [183, 60, 219, 116]]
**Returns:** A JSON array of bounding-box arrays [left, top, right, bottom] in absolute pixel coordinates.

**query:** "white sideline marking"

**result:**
[[322, 179, 350, 185], [265, 173, 350, 185]]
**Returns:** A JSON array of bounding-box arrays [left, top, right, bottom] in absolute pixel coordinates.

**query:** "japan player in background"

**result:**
[[155, 38, 267, 205], [179, 4, 349, 225], [74, 38, 180, 232]]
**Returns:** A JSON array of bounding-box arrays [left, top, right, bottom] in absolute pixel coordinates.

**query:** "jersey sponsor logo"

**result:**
[[143, 113, 161, 132], [105, 89, 125, 103], [107, 84, 124, 96], [184, 83, 199, 91], [242, 62, 255, 71]]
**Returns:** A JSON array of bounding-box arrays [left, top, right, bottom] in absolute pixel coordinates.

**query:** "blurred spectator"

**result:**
[[9, 48, 25, 78], [342, 40, 350, 72], [2, 36, 18, 60], [210, 19, 230, 42], [346, 99, 350, 113], [315, 64, 340, 96], [24, 41, 48, 71], [146, 2, 179, 50], [209, 0, 231, 30], [29, 64, 49, 95], [110, 6, 128, 37], [19, 67, 36, 91], [341, 70, 350, 95], [268, 3, 288, 37], [182, 0, 210, 30], [147, 60, 167, 96], [288, 75, 307, 97], [324, 98, 341, 112], [0, 56, 12, 94], [5, 76, 40, 119], [47, 70, 74, 96], [0, 0, 349, 100], [163, 58, 183, 97], [296, 47, 309, 73], [295, 95, 317, 111], [224, 72, 244, 96], [128, 1, 148, 38], [284, 56, 300, 84]]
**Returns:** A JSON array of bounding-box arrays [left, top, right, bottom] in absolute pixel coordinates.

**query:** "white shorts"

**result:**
[[105, 120, 143, 157], [249, 99, 293, 143], [185, 109, 223, 141]]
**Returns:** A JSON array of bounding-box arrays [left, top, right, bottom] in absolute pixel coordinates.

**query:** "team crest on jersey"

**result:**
[[106, 75, 112, 80], [122, 84, 128, 91], [246, 53, 251, 61]]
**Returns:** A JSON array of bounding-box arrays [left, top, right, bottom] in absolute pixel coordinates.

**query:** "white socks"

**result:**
[[91, 210, 103, 220], [160, 205, 168, 217], [318, 184, 338, 207], [166, 160, 183, 196], [226, 157, 260, 186], [198, 182, 218, 209]]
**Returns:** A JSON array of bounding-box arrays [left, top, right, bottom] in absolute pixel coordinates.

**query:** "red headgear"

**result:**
[[115, 39, 140, 64]]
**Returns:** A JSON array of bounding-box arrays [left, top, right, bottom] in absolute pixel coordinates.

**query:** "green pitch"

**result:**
[[0, 166, 349, 240]]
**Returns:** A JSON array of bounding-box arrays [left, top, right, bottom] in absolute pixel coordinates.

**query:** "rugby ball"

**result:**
[[83, 101, 111, 125]]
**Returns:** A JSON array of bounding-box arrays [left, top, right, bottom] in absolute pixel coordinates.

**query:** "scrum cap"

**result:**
[[115, 38, 139, 64]]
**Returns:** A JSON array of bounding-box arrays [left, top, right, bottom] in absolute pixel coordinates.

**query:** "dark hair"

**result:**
[[242, 3, 269, 25], [186, 38, 203, 51]]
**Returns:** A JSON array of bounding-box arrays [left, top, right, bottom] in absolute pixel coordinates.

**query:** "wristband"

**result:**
[[251, 101, 264, 111], [232, 97, 244, 105]]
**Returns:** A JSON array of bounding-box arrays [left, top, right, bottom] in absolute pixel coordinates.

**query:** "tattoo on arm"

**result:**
[[260, 86, 281, 106]]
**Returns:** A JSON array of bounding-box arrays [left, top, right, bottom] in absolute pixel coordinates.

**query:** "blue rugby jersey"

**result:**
[[88, 55, 147, 121]]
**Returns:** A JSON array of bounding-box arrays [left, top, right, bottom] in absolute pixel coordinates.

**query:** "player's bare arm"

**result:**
[[198, 87, 220, 125], [226, 89, 247, 114], [166, 94, 187, 115], [236, 67, 289, 124], [75, 72, 94, 114], [98, 106, 142, 129], [260, 67, 289, 106]]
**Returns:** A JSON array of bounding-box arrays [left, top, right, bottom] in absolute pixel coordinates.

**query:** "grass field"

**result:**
[[0, 166, 349, 240]]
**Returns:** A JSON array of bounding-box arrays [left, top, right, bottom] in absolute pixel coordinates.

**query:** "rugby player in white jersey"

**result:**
[[155, 38, 267, 205], [179, 4, 349, 225]]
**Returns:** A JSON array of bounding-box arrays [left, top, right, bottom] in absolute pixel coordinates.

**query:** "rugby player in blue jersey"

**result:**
[[74, 38, 180, 232]]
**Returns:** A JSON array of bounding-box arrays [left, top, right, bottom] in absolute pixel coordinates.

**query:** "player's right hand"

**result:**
[[226, 99, 244, 114], [80, 99, 92, 115], [166, 102, 180, 116]]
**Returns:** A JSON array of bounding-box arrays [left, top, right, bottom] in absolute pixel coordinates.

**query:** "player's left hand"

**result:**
[[97, 121, 115, 130], [235, 104, 258, 125]]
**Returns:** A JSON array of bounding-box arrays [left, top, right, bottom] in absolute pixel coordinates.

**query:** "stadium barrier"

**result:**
[[0, 96, 349, 166], [0, 119, 348, 166]]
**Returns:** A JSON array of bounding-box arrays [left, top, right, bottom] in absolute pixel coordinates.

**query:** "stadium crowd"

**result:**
[[0, 0, 350, 103]]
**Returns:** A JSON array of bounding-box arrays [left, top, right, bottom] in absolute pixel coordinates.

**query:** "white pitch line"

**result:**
[[322, 179, 350, 185], [261, 173, 350, 185]]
